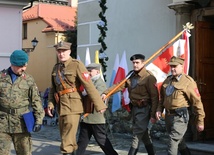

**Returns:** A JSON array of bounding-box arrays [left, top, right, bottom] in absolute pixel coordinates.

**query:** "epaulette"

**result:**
[[146, 70, 154, 76], [0, 69, 7, 78], [72, 59, 80, 63], [184, 74, 194, 82]]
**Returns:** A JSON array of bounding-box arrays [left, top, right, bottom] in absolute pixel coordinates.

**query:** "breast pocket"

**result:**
[[64, 71, 76, 84], [173, 85, 185, 99]]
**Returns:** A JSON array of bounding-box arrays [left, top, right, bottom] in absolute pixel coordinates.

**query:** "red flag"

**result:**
[[114, 51, 130, 112], [146, 30, 190, 91]]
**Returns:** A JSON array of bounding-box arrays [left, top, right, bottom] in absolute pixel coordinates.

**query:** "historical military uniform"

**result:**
[[77, 63, 118, 155], [157, 56, 205, 155], [103, 54, 159, 155], [48, 54, 107, 153], [0, 50, 45, 155]]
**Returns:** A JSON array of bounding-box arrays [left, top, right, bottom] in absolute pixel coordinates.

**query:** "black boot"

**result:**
[[128, 147, 138, 155], [179, 147, 191, 155], [145, 144, 156, 155]]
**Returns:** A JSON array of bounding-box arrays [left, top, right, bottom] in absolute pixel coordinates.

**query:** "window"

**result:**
[[23, 23, 27, 39]]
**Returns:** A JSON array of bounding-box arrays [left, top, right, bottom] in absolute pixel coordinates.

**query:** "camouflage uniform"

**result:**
[[48, 57, 107, 154], [103, 67, 159, 154], [0, 68, 45, 155]]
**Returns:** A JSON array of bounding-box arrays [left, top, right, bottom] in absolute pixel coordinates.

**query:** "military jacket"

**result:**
[[0, 69, 44, 133], [103, 67, 159, 118], [48, 57, 107, 115], [157, 74, 205, 126], [83, 75, 106, 124]]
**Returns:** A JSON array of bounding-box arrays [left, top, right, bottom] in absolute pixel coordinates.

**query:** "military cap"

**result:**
[[54, 41, 71, 50], [10, 50, 29, 66], [130, 54, 145, 61], [86, 63, 101, 71], [168, 56, 184, 66]]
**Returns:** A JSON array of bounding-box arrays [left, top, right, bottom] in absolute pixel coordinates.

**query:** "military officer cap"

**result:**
[[86, 63, 101, 71], [54, 41, 72, 50], [130, 54, 145, 61], [10, 50, 29, 66], [168, 56, 184, 66]]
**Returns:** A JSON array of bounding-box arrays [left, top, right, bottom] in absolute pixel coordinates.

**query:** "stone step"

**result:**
[[188, 142, 214, 155]]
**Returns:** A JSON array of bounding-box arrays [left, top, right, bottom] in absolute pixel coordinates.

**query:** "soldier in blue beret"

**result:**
[[0, 50, 45, 155]]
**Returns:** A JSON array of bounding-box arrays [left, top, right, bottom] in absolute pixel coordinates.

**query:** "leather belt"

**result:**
[[0, 105, 28, 115], [58, 88, 77, 96], [166, 109, 177, 115]]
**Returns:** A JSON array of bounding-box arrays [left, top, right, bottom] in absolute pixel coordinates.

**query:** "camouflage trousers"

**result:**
[[0, 132, 32, 155]]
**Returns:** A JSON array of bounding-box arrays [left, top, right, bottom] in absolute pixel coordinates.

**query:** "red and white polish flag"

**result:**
[[146, 30, 190, 90]]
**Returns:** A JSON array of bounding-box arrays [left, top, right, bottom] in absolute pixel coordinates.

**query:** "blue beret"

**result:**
[[10, 50, 29, 66], [130, 54, 145, 61]]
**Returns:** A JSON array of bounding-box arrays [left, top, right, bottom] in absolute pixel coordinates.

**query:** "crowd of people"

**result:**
[[0, 41, 205, 155]]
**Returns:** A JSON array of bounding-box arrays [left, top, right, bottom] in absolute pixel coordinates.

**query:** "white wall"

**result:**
[[77, 0, 176, 85], [0, 3, 27, 70]]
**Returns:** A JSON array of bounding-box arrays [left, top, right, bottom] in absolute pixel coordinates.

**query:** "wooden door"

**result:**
[[195, 21, 214, 140]]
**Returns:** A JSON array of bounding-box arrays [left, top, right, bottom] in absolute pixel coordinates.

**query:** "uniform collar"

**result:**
[[134, 67, 146, 77], [61, 57, 72, 68]]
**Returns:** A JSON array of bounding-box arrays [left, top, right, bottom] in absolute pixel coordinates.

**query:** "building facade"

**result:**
[[77, 0, 214, 140]]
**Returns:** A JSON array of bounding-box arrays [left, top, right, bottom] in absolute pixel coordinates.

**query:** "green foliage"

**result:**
[[97, 0, 108, 81], [67, 10, 77, 59]]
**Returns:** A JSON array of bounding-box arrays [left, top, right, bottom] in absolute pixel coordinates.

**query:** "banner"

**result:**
[[146, 30, 190, 90]]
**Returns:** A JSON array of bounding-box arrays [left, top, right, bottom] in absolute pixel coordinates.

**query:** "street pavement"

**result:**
[[11, 125, 168, 155]]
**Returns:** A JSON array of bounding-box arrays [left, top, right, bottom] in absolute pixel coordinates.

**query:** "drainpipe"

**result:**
[[23, 0, 35, 11]]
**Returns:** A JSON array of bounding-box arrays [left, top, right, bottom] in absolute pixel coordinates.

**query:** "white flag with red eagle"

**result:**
[[146, 30, 190, 90]]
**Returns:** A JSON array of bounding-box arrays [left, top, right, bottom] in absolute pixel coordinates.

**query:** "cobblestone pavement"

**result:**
[[11, 125, 168, 155]]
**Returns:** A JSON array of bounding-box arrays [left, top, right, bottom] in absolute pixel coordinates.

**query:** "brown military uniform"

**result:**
[[157, 74, 205, 126], [157, 73, 205, 155], [103, 67, 159, 150], [48, 57, 107, 153], [104, 67, 158, 118]]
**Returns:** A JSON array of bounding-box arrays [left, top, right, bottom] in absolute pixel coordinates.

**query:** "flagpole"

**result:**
[[81, 22, 194, 119], [144, 22, 194, 65], [81, 70, 134, 119]]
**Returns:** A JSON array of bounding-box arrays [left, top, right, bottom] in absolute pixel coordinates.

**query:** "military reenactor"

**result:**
[[0, 50, 45, 155], [47, 41, 107, 155], [76, 63, 118, 155], [102, 54, 159, 155], [156, 56, 205, 155]]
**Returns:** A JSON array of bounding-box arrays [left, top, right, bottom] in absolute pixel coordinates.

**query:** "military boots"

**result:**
[[179, 147, 191, 155], [145, 144, 156, 155], [128, 147, 138, 155]]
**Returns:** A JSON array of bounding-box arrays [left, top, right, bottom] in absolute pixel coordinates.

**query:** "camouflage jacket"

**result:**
[[0, 68, 45, 133]]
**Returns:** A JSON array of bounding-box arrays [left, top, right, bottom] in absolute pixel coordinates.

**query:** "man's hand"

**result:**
[[197, 125, 204, 132], [101, 94, 107, 101], [33, 124, 42, 132], [150, 117, 157, 124], [155, 111, 162, 120], [98, 108, 106, 114], [47, 106, 54, 117]]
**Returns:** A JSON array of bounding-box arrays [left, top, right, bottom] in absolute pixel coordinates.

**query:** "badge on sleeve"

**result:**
[[194, 88, 200, 97], [82, 72, 90, 81]]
